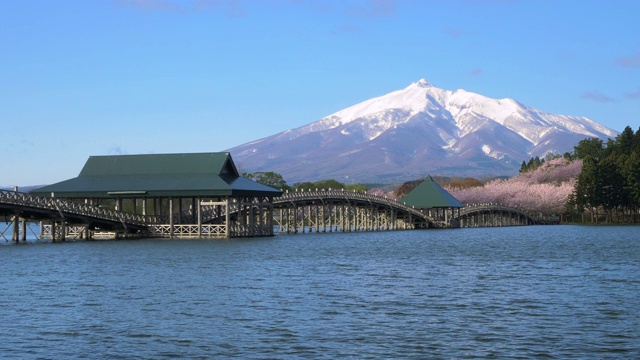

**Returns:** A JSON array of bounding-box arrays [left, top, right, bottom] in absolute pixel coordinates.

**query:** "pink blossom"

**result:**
[[446, 159, 582, 214]]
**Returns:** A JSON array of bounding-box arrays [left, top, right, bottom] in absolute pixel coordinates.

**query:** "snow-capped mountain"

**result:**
[[228, 79, 618, 184]]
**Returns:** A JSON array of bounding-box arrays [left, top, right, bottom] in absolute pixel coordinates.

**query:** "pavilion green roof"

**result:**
[[400, 176, 464, 208], [32, 152, 283, 198]]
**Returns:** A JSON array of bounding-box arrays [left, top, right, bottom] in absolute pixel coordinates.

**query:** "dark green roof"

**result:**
[[400, 176, 464, 208], [32, 152, 283, 198]]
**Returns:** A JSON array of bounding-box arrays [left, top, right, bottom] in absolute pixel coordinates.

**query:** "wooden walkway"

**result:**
[[0, 189, 152, 241]]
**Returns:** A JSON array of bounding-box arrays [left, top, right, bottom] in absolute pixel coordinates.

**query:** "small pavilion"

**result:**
[[400, 176, 464, 227], [32, 152, 283, 238]]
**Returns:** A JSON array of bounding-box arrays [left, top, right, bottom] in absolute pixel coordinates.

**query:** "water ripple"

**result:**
[[0, 226, 639, 358]]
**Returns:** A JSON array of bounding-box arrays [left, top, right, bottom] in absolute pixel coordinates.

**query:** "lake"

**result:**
[[1, 225, 639, 359]]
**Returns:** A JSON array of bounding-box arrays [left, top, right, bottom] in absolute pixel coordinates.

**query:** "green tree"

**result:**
[[622, 152, 640, 221], [243, 171, 289, 190], [313, 179, 345, 189], [565, 191, 580, 222], [616, 126, 635, 155], [572, 125, 640, 223], [632, 127, 640, 155], [345, 184, 369, 192], [599, 154, 625, 222], [291, 181, 315, 190], [292, 179, 371, 191], [575, 155, 602, 222], [573, 137, 604, 160]]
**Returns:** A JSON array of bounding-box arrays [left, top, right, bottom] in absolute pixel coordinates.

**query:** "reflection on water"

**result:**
[[1, 225, 639, 358]]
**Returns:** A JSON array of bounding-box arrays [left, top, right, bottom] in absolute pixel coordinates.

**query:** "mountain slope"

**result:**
[[229, 79, 618, 183]]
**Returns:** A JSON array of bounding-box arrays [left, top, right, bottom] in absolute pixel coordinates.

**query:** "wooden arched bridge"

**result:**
[[0, 189, 154, 241], [271, 190, 558, 233], [456, 204, 542, 227], [2, 188, 556, 242], [272, 189, 432, 233]]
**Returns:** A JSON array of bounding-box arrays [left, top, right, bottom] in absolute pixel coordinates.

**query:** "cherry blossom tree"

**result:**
[[446, 158, 582, 214]]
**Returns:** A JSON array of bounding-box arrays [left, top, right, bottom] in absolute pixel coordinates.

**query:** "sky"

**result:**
[[1, 0, 639, 186]]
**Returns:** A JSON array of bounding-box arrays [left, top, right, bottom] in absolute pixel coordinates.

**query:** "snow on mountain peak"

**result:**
[[228, 78, 620, 183], [412, 78, 433, 88], [295, 79, 619, 146], [322, 79, 435, 128]]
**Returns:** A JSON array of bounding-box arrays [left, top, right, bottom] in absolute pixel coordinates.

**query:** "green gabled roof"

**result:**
[[32, 152, 282, 198], [400, 176, 464, 208], [78, 152, 238, 177]]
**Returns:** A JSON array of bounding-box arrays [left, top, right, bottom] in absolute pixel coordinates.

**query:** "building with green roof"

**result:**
[[32, 152, 283, 238], [400, 176, 464, 227]]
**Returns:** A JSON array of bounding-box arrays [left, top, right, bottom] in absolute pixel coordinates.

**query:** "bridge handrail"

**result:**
[[0, 189, 162, 226], [458, 203, 541, 223], [274, 189, 428, 220]]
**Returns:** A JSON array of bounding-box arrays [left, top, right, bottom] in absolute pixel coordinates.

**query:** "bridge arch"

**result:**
[[272, 189, 433, 233], [454, 204, 538, 227]]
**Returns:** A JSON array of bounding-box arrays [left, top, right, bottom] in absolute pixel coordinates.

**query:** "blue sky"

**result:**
[[1, 0, 639, 186]]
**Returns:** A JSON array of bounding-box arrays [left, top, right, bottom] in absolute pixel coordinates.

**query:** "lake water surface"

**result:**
[[1, 225, 639, 359]]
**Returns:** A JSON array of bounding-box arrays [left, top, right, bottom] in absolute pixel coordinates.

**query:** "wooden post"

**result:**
[[301, 205, 307, 233], [60, 218, 66, 241], [225, 197, 231, 238], [191, 197, 196, 221], [12, 215, 19, 242], [21, 220, 27, 242], [268, 198, 274, 236], [11, 186, 19, 242], [354, 207, 359, 231], [249, 198, 256, 236], [258, 200, 264, 236], [197, 197, 202, 238], [292, 204, 298, 234], [169, 197, 174, 238], [314, 204, 319, 233]]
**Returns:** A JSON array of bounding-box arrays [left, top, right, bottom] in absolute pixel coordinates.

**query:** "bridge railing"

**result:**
[[458, 203, 544, 224], [274, 189, 428, 220], [0, 189, 163, 226], [460, 203, 528, 214]]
